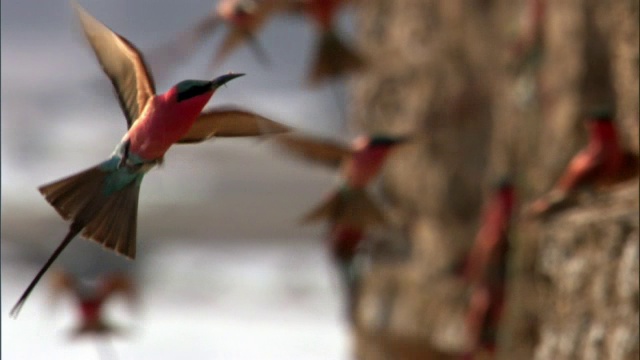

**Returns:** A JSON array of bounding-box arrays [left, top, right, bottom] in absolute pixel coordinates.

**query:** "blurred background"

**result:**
[[3, 1, 639, 360], [2, 0, 359, 359]]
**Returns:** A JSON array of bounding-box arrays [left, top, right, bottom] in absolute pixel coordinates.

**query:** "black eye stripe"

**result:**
[[177, 84, 210, 102]]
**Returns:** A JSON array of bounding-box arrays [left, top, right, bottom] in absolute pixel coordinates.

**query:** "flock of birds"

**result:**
[[8, 1, 639, 359], [147, 0, 365, 86]]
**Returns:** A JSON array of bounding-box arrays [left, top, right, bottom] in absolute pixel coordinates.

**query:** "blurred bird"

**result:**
[[458, 179, 515, 359], [50, 270, 137, 339], [10, 1, 290, 318], [274, 132, 407, 323], [509, 0, 546, 72], [274, 133, 408, 228], [291, 0, 365, 85], [212, 0, 290, 68], [148, 0, 291, 74], [327, 223, 365, 322], [526, 109, 639, 217]]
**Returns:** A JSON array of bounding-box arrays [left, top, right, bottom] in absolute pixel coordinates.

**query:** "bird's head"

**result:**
[[170, 73, 245, 103], [234, 0, 258, 16], [494, 176, 513, 192], [367, 135, 410, 149], [218, 0, 257, 20], [492, 177, 515, 216], [583, 105, 618, 142], [585, 105, 614, 124]]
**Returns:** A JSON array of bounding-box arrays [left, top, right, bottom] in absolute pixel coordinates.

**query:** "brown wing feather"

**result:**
[[212, 28, 255, 68], [212, 0, 290, 67], [46, 270, 78, 315], [50, 270, 76, 301], [39, 164, 141, 259], [99, 273, 137, 305], [308, 30, 365, 86], [301, 188, 386, 227], [73, 2, 156, 128], [177, 107, 291, 143], [273, 133, 352, 169], [146, 14, 222, 79]]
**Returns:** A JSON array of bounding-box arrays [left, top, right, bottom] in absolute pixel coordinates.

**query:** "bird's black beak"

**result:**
[[391, 136, 411, 145], [210, 73, 245, 89]]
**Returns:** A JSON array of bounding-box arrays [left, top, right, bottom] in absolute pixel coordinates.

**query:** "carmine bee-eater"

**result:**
[[510, 0, 546, 71], [10, 1, 289, 317], [149, 0, 290, 73], [273, 133, 408, 227], [273, 132, 407, 323], [212, 0, 290, 68], [50, 270, 137, 338], [526, 109, 639, 217], [290, 0, 365, 86], [457, 179, 515, 359]]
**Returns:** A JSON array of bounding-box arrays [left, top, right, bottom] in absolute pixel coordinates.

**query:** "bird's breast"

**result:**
[[126, 97, 206, 160], [345, 149, 390, 187]]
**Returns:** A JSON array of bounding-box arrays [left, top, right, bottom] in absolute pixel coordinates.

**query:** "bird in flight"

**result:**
[[10, 1, 290, 317]]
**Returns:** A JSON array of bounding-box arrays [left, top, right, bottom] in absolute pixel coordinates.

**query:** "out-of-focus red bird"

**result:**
[[149, 0, 291, 74], [290, 0, 365, 85], [458, 180, 515, 359], [273, 133, 408, 227], [50, 270, 137, 339], [526, 110, 639, 217], [510, 0, 546, 67], [273, 133, 407, 322], [212, 0, 296, 68]]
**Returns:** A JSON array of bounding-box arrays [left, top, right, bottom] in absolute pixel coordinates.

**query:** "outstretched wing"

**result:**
[[273, 133, 352, 169], [51, 270, 76, 295], [177, 107, 291, 143], [211, 0, 292, 68], [73, 1, 156, 128], [49, 269, 77, 310], [146, 13, 222, 80], [98, 273, 137, 308]]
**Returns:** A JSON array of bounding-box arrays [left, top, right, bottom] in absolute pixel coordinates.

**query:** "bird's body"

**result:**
[[294, 0, 365, 85], [343, 137, 396, 188], [10, 1, 289, 317], [329, 223, 364, 323], [124, 88, 214, 160], [274, 133, 406, 227], [462, 183, 514, 284], [304, 0, 342, 30], [70, 297, 118, 337], [50, 271, 136, 339], [527, 112, 638, 217], [330, 223, 364, 263], [556, 119, 626, 189], [459, 181, 515, 359], [274, 133, 405, 322]]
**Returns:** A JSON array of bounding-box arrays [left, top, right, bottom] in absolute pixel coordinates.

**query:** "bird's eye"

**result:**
[[176, 81, 211, 102]]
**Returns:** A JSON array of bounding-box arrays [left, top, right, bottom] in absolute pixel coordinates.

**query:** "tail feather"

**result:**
[[212, 29, 271, 69], [302, 188, 386, 228], [11, 163, 142, 317], [41, 166, 106, 221], [308, 30, 365, 86], [69, 321, 121, 339], [39, 164, 141, 259], [82, 183, 139, 259]]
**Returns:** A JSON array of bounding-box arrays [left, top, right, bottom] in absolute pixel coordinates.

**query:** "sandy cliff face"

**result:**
[[350, 0, 638, 359]]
